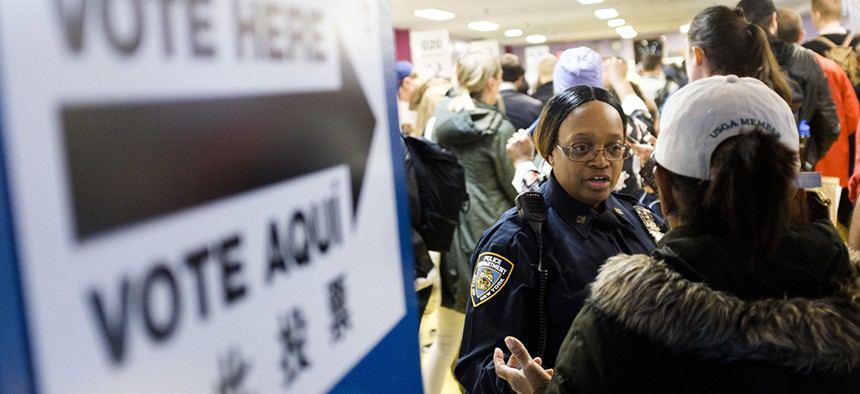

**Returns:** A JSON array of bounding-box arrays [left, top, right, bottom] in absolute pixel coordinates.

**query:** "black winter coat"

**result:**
[[546, 221, 860, 394]]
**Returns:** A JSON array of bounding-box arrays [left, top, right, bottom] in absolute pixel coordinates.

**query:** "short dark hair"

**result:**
[[641, 53, 663, 72], [501, 53, 524, 83], [533, 85, 627, 160], [736, 0, 777, 28]]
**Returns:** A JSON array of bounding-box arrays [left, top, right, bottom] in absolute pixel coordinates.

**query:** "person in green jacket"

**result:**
[[422, 49, 518, 394]]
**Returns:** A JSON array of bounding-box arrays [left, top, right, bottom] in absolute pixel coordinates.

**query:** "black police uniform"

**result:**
[[454, 173, 666, 393]]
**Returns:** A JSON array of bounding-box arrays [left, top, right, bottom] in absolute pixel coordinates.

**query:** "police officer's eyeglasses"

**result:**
[[556, 143, 631, 162]]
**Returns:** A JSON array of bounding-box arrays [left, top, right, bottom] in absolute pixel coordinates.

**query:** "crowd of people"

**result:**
[[397, 0, 860, 392]]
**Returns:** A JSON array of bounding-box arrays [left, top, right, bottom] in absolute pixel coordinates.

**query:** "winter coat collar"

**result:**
[[588, 237, 860, 373]]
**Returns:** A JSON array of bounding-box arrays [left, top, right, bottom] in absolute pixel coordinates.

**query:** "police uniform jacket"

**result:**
[[454, 173, 665, 393], [546, 221, 860, 393]]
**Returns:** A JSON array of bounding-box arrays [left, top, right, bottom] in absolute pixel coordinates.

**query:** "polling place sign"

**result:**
[[0, 0, 420, 392]]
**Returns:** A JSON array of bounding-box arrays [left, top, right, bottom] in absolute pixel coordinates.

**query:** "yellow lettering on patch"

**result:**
[[470, 252, 515, 307]]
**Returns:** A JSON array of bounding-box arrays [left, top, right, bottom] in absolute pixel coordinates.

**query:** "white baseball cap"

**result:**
[[654, 75, 799, 180]]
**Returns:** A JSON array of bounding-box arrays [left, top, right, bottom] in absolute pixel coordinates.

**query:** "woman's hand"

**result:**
[[630, 134, 657, 167], [493, 336, 553, 394], [602, 57, 637, 105], [603, 57, 628, 88], [506, 130, 536, 166]]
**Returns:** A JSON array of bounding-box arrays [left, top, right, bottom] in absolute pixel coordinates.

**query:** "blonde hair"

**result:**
[[448, 50, 501, 112], [537, 53, 558, 83], [812, 0, 842, 20]]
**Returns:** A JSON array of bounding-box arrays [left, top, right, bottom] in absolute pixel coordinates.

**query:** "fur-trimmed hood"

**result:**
[[589, 249, 860, 372], [433, 97, 509, 146]]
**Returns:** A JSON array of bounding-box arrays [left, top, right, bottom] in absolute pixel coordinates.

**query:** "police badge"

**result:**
[[633, 205, 664, 242]]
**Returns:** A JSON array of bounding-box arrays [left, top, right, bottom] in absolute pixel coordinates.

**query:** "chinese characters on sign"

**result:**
[[328, 275, 351, 343]]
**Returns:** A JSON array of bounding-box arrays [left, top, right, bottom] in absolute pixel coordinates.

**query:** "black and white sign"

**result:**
[[0, 0, 418, 392]]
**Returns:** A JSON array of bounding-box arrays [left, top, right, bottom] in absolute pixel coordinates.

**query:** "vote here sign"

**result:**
[[0, 0, 418, 392]]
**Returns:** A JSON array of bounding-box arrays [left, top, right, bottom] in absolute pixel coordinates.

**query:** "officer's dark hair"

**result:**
[[501, 53, 525, 83], [688, 6, 791, 104], [659, 128, 798, 265], [533, 85, 627, 160]]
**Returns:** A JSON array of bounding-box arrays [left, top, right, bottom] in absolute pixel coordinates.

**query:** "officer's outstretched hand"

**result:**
[[493, 336, 553, 394]]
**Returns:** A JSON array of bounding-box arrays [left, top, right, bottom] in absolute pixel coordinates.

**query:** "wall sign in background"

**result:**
[[0, 1, 420, 392], [408, 29, 452, 79]]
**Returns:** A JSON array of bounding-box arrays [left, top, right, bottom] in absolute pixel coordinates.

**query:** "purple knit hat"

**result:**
[[553, 47, 604, 93]]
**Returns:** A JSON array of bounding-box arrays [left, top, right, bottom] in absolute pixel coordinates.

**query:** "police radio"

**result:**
[[515, 191, 548, 358]]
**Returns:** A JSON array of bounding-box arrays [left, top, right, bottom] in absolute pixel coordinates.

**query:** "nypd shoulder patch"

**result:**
[[470, 252, 515, 307]]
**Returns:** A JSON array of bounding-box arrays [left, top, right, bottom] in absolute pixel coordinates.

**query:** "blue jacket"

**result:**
[[455, 173, 666, 393]]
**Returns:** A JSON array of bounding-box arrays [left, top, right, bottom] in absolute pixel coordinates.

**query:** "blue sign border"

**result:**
[[0, 51, 37, 392], [329, 1, 423, 392]]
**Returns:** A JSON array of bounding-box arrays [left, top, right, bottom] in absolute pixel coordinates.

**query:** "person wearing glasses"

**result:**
[[455, 85, 667, 393], [494, 76, 860, 394]]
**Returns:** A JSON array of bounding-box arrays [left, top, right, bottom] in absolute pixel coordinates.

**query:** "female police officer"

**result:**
[[454, 85, 666, 393]]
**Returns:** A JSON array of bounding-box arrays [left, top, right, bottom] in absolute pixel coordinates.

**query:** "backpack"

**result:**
[[402, 135, 468, 252], [782, 68, 806, 119], [781, 66, 815, 164], [814, 34, 860, 89]]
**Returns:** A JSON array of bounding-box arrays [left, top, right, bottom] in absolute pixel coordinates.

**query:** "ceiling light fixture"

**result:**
[[577, 0, 604, 4], [413, 8, 456, 21], [679, 24, 690, 34], [594, 8, 619, 19], [525, 34, 547, 44], [607, 19, 626, 28], [505, 29, 524, 37], [468, 20, 500, 32], [616, 25, 637, 39]]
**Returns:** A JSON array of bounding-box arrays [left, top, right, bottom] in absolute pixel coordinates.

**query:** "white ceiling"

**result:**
[[390, 0, 811, 45]]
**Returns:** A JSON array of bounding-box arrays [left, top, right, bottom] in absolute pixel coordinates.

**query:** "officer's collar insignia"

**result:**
[[470, 252, 515, 307], [576, 215, 587, 224], [613, 207, 624, 216], [633, 205, 664, 242]]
